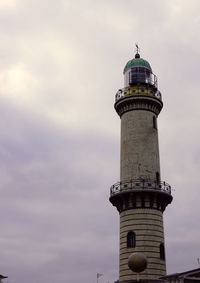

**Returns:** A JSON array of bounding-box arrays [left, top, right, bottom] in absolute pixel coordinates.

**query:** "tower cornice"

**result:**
[[109, 180, 173, 213], [114, 94, 163, 117]]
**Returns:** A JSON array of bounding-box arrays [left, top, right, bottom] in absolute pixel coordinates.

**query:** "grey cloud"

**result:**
[[0, 97, 119, 283]]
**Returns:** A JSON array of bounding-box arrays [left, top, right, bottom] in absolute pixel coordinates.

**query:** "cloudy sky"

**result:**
[[0, 0, 200, 282]]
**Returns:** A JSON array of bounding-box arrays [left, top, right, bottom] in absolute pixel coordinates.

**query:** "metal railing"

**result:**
[[110, 179, 171, 196], [115, 88, 162, 102]]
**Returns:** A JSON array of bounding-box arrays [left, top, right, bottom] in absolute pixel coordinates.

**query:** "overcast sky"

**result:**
[[0, 0, 200, 283]]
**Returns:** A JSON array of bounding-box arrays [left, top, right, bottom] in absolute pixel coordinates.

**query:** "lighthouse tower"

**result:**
[[110, 49, 173, 282]]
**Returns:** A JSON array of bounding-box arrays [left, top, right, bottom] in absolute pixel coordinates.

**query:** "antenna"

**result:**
[[197, 258, 200, 266]]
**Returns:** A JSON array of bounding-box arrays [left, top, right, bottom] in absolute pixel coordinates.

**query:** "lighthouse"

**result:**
[[110, 48, 173, 282]]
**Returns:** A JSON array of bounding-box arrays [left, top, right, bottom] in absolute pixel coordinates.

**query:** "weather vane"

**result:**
[[135, 43, 140, 54]]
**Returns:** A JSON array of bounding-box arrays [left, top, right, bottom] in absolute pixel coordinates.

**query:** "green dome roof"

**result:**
[[123, 57, 152, 73]]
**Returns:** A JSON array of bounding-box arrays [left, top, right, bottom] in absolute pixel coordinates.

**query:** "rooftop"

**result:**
[[123, 53, 152, 73]]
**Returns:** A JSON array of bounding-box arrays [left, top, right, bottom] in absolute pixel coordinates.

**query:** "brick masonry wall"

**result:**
[[120, 110, 160, 182], [119, 208, 166, 281]]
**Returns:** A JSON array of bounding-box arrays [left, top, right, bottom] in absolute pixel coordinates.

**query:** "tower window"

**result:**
[[156, 172, 160, 183], [127, 231, 136, 248], [160, 243, 165, 260], [153, 116, 157, 129]]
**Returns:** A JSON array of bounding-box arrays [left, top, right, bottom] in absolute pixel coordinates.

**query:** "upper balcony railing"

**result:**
[[110, 179, 171, 196], [115, 88, 162, 102]]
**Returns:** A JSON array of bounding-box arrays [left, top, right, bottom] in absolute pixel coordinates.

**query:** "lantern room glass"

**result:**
[[124, 66, 157, 88]]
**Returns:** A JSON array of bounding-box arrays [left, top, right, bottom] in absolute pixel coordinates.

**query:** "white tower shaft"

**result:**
[[110, 52, 173, 283]]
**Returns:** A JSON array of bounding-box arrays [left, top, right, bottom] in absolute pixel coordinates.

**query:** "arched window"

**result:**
[[160, 243, 165, 260], [127, 231, 136, 248]]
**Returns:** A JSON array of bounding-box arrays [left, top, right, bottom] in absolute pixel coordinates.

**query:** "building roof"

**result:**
[[123, 56, 152, 73], [0, 275, 7, 279], [161, 268, 200, 281]]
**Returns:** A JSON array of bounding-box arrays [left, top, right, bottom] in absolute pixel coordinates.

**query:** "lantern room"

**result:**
[[123, 52, 158, 89]]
